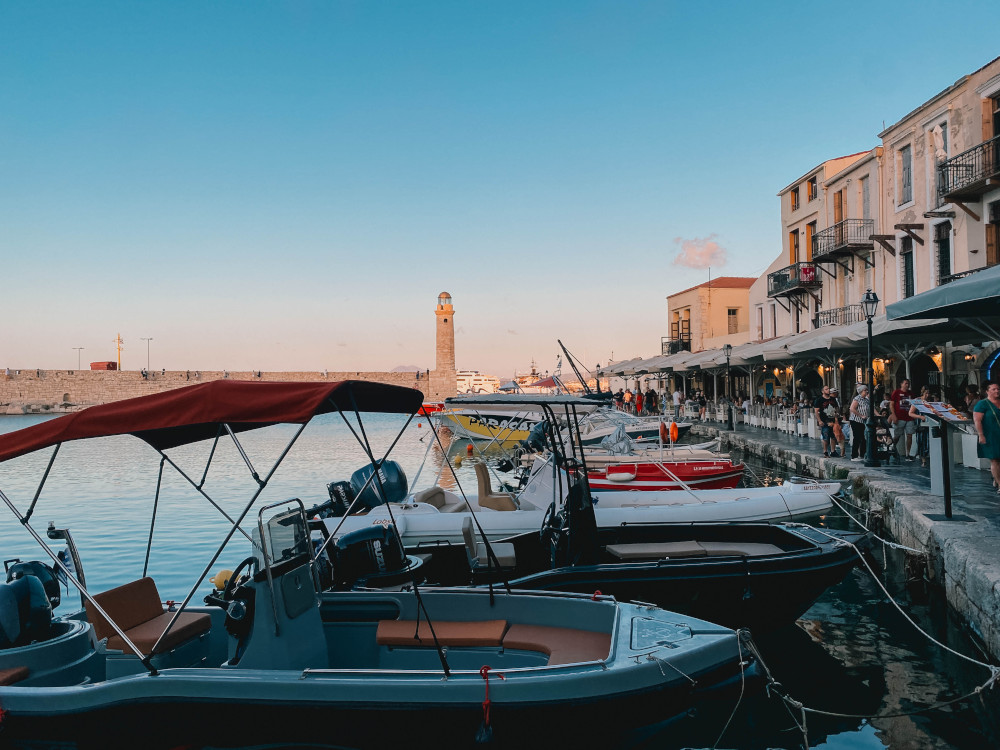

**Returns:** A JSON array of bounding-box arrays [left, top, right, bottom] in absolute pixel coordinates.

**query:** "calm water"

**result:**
[[0, 415, 997, 749]]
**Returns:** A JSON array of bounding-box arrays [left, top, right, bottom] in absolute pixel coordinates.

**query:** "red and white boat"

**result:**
[[586, 455, 745, 491]]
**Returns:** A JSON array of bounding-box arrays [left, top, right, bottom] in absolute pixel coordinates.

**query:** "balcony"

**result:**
[[940, 266, 992, 285], [661, 337, 691, 355], [937, 134, 1000, 203], [815, 304, 865, 327], [812, 219, 875, 261], [767, 262, 822, 298]]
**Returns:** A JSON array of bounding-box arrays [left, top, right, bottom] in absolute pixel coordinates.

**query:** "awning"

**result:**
[[0, 380, 424, 464], [887, 265, 1000, 321]]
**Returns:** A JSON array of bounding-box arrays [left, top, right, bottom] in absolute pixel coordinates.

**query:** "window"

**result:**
[[860, 176, 871, 221], [807, 176, 818, 202], [805, 221, 816, 260], [898, 145, 913, 205], [727, 308, 739, 334], [935, 222, 952, 283], [789, 229, 800, 264], [790, 187, 800, 211], [756, 306, 763, 340], [901, 236, 915, 298], [770, 304, 777, 338]]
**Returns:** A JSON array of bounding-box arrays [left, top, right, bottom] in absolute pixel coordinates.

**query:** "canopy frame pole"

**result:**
[[0, 487, 158, 675], [223, 425, 262, 486], [150, 421, 309, 657], [156, 451, 258, 547], [142, 457, 166, 579], [23, 443, 60, 524], [196, 429, 223, 489]]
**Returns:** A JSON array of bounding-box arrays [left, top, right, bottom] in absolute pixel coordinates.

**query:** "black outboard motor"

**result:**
[[0, 573, 53, 648], [6, 560, 61, 609], [349, 461, 409, 510], [333, 525, 409, 590], [325, 480, 356, 517]]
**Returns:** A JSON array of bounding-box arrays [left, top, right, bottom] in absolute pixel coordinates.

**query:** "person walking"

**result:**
[[973, 381, 1000, 494], [813, 384, 839, 457], [672, 387, 682, 420], [849, 384, 870, 461], [829, 387, 847, 458], [890, 379, 916, 462]]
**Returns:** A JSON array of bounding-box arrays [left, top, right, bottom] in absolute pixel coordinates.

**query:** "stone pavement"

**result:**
[[688, 419, 1000, 661]]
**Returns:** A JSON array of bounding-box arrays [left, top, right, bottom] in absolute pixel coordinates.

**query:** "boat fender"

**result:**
[[606, 465, 638, 482]]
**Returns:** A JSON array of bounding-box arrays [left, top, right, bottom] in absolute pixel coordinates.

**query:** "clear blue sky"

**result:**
[[1, 1, 997, 376]]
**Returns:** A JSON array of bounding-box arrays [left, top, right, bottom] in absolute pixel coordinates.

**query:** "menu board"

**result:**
[[908, 399, 970, 423]]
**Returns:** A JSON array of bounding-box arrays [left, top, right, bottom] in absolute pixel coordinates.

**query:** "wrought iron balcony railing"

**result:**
[[767, 262, 821, 297], [812, 219, 875, 260], [816, 304, 865, 327], [940, 267, 989, 285], [937, 134, 1000, 202], [661, 337, 691, 355]]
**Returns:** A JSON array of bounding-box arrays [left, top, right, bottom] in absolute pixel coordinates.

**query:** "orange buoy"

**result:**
[[670, 422, 679, 442], [659, 421, 669, 443], [466, 444, 474, 455]]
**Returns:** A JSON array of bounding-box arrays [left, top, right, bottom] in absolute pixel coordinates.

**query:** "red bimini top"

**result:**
[[0, 380, 424, 464]]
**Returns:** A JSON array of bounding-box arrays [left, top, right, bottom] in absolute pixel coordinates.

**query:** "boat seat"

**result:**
[[474, 463, 518, 511], [84, 577, 211, 655], [0, 666, 29, 685], [462, 517, 516, 569], [503, 624, 611, 666], [412, 486, 469, 513], [376, 619, 508, 648], [605, 540, 784, 560]]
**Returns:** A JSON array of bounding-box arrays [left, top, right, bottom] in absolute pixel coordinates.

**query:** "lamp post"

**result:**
[[862, 289, 880, 467], [72, 347, 84, 371], [141, 337, 153, 373], [723, 343, 734, 430]]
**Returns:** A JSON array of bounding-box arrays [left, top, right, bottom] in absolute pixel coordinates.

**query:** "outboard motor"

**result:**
[[6, 559, 61, 609], [325, 480, 356, 517], [0, 571, 53, 648], [349, 461, 408, 510], [333, 525, 409, 590]]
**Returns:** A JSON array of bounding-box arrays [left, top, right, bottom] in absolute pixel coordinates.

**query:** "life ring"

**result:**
[[659, 421, 669, 443], [669, 422, 679, 442]]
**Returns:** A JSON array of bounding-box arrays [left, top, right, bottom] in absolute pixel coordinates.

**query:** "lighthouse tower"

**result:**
[[428, 292, 457, 399]]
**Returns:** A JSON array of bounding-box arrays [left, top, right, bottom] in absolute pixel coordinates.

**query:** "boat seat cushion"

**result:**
[[503, 624, 611, 666], [85, 577, 211, 655], [605, 540, 784, 560], [0, 666, 29, 685], [463, 518, 516, 568], [440, 500, 470, 513], [413, 486, 446, 508], [605, 541, 707, 559], [376, 619, 508, 648]]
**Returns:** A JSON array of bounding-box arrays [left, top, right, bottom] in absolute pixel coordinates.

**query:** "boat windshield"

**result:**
[[260, 505, 312, 568]]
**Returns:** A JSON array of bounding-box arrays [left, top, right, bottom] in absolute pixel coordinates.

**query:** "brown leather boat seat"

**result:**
[[605, 540, 784, 560], [376, 619, 508, 648], [0, 666, 29, 685], [502, 624, 611, 666], [474, 463, 518, 511], [412, 486, 470, 513], [84, 577, 211, 655]]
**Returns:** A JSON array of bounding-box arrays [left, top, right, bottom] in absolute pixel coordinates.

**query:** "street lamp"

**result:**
[[723, 343, 734, 430], [861, 289, 880, 467], [141, 337, 153, 373], [72, 347, 84, 370]]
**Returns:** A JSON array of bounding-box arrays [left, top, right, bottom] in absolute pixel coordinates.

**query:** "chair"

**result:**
[[474, 463, 518, 511], [462, 517, 515, 571]]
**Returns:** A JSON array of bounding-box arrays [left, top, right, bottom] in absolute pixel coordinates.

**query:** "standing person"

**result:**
[[963, 384, 980, 417], [646, 387, 658, 416], [614, 389, 624, 411], [908, 386, 934, 467], [635, 389, 644, 416], [829, 387, 847, 457], [813, 384, 839, 457], [890, 379, 916, 462], [697, 391, 707, 421], [973, 381, 1000, 494], [672, 387, 682, 420], [849, 384, 870, 461], [623, 389, 633, 413]]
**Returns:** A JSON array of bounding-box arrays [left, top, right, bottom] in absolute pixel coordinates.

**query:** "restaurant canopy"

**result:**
[[887, 264, 1000, 340]]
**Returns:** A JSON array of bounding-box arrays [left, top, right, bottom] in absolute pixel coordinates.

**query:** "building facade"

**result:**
[[664, 277, 755, 355]]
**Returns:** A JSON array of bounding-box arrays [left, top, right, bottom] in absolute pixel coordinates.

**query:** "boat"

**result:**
[[402, 520, 866, 632], [434, 404, 542, 444], [584, 452, 745, 491], [0, 380, 752, 749], [576, 408, 693, 445]]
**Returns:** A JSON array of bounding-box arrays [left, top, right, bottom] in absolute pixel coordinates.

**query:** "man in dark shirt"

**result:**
[[890, 379, 916, 461], [813, 384, 839, 457]]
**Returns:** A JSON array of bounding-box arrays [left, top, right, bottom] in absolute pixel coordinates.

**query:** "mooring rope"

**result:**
[[711, 629, 750, 750]]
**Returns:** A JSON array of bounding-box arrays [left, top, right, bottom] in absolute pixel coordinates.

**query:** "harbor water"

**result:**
[[0, 414, 997, 749]]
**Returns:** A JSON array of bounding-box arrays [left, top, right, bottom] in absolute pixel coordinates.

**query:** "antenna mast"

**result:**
[[113, 333, 124, 370]]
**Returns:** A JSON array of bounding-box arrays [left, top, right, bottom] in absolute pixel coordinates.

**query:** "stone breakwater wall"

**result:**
[[0, 369, 448, 413], [690, 423, 1000, 662]]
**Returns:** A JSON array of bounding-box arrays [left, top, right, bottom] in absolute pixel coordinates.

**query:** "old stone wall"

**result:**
[[0, 368, 454, 413]]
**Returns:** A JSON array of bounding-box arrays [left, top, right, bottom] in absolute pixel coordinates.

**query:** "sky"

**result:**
[[2, 1, 998, 378]]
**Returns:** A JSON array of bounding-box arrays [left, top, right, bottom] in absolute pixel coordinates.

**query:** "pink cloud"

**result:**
[[672, 235, 728, 269]]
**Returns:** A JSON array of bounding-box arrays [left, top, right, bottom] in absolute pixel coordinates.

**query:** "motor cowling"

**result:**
[[325, 481, 356, 517], [349, 461, 408, 510], [6, 560, 61, 609], [333, 525, 408, 589], [0, 574, 52, 648]]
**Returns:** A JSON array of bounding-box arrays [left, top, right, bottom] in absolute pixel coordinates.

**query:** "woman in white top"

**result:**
[[848, 384, 870, 461]]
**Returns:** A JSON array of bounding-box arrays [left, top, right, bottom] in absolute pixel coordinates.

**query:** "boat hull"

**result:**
[[587, 458, 745, 491]]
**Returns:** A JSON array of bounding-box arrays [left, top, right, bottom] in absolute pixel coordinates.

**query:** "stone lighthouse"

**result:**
[[427, 292, 457, 400]]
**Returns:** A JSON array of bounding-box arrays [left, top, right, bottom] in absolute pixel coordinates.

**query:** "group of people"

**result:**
[[612, 386, 660, 416]]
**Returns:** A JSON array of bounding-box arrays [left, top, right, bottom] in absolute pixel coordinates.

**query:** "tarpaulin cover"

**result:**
[[0, 380, 424, 464]]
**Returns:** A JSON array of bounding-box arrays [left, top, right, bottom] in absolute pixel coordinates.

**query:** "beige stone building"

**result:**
[[664, 277, 755, 355]]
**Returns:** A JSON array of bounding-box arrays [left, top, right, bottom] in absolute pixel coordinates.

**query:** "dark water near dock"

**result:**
[[0, 416, 997, 749]]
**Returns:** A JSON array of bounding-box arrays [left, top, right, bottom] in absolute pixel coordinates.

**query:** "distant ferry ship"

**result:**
[[456, 370, 500, 394]]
